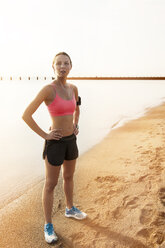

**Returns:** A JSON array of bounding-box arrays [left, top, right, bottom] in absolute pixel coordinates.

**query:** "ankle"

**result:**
[[66, 205, 73, 210], [45, 222, 52, 225]]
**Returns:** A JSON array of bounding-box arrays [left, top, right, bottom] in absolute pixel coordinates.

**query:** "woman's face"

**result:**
[[53, 55, 72, 77]]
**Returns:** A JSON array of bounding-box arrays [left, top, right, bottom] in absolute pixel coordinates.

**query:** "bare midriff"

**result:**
[[50, 115, 74, 137]]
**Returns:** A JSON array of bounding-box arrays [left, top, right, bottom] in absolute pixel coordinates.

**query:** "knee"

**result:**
[[44, 180, 57, 192], [63, 173, 74, 182]]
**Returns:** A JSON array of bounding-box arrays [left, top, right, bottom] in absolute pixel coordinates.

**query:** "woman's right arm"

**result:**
[[22, 86, 62, 140]]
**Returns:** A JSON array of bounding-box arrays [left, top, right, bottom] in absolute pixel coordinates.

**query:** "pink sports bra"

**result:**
[[47, 83, 76, 117]]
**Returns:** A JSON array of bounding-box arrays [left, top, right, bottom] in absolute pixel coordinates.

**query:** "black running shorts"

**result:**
[[43, 134, 78, 166]]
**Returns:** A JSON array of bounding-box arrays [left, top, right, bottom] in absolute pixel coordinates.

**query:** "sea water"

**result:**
[[0, 79, 165, 208]]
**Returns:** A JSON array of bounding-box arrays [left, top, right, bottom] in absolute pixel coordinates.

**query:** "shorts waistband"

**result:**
[[46, 133, 76, 143], [60, 133, 76, 141]]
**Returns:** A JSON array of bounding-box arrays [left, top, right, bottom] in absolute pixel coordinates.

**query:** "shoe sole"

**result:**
[[45, 234, 58, 244], [65, 213, 87, 220], [45, 237, 58, 244]]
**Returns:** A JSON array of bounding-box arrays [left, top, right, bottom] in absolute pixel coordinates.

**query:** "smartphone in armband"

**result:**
[[77, 96, 81, 106]]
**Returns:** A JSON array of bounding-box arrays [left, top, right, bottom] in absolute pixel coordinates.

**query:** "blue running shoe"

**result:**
[[44, 223, 58, 244], [65, 206, 87, 220]]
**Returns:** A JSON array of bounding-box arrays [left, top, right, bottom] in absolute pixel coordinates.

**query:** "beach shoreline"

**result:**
[[0, 103, 165, 248]]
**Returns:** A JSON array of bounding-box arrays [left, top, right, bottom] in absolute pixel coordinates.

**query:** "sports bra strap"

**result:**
[[51, 83, 74, 99]]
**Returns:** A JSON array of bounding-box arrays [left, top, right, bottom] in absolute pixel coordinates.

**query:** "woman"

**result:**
[[22, 52, 87, 244]]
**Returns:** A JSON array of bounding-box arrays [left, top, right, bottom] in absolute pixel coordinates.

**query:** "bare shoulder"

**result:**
[[40, 84, 53, 94], [36, 84, 53, 99], [69, 83, 78, 93]]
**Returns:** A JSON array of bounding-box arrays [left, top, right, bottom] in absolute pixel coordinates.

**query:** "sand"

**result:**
[[0, 104, 165, 248]]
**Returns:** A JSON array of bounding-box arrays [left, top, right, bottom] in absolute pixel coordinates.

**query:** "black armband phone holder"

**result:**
[[77, 96, 81, 106]]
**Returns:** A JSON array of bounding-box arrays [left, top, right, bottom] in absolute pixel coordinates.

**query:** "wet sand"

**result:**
[[0, 103, 165, 248]]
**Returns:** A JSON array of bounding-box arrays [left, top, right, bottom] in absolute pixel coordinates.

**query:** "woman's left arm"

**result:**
[[72, 85, 80, 135]]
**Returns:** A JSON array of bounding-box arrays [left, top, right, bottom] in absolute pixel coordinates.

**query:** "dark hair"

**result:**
[[52, 52, 72, 68]]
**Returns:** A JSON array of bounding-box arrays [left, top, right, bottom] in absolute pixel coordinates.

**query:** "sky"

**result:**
[[0, 0, 165, 77]]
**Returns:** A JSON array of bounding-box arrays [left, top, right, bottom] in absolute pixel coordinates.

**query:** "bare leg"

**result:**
[[42, 156, 61, 224], [62, 159, 76, 209]]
